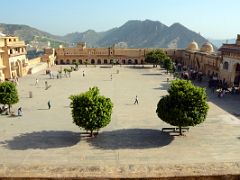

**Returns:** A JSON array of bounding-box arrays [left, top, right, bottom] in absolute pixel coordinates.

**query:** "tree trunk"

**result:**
[[90, 130, 93, 137], [8, 104, 11, 113], [179, 126, 182, 136]]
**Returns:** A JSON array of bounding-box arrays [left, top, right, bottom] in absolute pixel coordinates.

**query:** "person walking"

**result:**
[[18, 107, 22, 116], [45, 81, 48, 90], [134, 95, 139, 104], [83, 71, 85, 77], [35, 78, 39, 86], [48, 100, 51, 109]]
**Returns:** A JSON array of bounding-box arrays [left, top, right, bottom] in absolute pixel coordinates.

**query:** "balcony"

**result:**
[[9, 52, 27, 57], [6, 41, 26, 47]]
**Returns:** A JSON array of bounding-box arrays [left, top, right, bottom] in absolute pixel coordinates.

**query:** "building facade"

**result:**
[[178, 41, 221, 77], [219, 35, 240, 86], [55, 42, 146, 65], [0, 34, 28, 81]]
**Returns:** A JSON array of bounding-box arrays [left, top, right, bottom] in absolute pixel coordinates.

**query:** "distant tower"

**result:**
[[77, 42, 87, 49], [236, 34, 240, 45]]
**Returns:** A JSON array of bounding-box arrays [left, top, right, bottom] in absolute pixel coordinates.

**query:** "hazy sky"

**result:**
[[1, 0, 239, 39]]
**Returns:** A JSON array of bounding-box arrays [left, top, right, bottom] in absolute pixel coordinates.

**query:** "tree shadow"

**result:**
[[153, 84, 169, 91], [1, 131, 80, 150], [87, 129, 173, 150], [141, 73, 163, 76]]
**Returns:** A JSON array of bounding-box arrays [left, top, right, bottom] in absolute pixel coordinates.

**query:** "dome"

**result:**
[[186, 41, 199, 51], [200, 42, 214, 53]]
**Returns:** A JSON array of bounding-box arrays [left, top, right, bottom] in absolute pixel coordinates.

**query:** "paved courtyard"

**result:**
[[0, 65, 240, 178]]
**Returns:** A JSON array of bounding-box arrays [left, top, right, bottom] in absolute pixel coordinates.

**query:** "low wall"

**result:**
[[28, 57, 41, 66], [28, 62, 48, 74]]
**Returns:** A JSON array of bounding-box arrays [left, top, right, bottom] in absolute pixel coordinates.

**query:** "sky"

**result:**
[[0, 0, 239, 39]]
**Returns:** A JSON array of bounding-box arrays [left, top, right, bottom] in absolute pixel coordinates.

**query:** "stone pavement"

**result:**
[[0, 65, 240, 178]]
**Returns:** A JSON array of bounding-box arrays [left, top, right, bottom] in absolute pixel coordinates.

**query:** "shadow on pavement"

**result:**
[[194, 81, 240, 117], [153, 82, 170, 91], [1, 131, 80, 150], [141, 73, 163, 76], [88, 128, 173, 150]]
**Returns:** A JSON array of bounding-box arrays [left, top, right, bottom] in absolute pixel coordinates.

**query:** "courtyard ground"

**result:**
[[0, 65, 240, 178]]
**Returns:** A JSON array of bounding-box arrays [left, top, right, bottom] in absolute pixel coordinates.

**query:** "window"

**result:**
[[223, 62, 229, 70]]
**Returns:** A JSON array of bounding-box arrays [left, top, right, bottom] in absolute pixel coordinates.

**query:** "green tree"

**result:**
[[0, 81, 19, 113], [74, 62, 79, 70], [156, 79, 209, 135], [145, 49, 167, 67], [163, 57, 173, 74], [69, 87, 113, 137]]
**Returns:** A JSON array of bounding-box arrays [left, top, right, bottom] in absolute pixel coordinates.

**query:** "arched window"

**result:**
[[223, 61, 229, 70]]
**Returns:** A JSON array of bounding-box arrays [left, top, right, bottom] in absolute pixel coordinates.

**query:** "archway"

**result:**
[[233, 63, 240, 85], [66, 59, 70, 64], [104, 59, 108, 64], [128, 59, 132, 64], [91, 59, 95, 64], [16, 60, 22, 77], [97, 59, 101, 64]]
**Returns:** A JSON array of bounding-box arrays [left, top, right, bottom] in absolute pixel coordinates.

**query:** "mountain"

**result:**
[[62, 30, 104, 47], [97, 20, 168, 48], [0, 23, 65, 48], [97, 21, 207, 48], [0, 20, 210, 49]]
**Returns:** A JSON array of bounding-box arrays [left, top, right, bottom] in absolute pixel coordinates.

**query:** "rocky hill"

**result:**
[[0, 20, 209, 49]]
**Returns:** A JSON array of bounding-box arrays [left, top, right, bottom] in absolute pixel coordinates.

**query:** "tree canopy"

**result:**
[[0, 81, 19, 112], [163, 57, 173, 73], [69, 87, 113, 136], [145, 49, 167, 66], [156, 79, 209, 135]]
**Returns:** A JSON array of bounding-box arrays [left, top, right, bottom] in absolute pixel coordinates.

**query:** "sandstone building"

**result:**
[[219, 35, 240, 86], [55, 42, 146, 65], [0, 34, 28, 81]]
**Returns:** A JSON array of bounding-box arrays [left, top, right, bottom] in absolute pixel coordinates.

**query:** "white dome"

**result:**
[[200, 42, 214, 53], [186, 41, 199, 51]]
